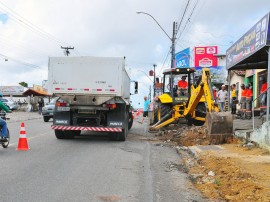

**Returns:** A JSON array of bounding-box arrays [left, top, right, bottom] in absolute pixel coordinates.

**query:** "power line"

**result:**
[[177, 0, 199, 41], [0, 1, 67, 46], [0, 1, 80, 56], [0, 53, 41, 69], [176, 0, 192, 35]]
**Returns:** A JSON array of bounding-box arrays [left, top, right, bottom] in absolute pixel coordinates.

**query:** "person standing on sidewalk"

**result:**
[[231, 84, 238, 114], [217, 85, 228, 112], [140, 96, 150, 123]]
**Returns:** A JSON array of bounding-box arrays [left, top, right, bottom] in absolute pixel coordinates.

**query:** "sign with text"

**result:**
[[175, 48, 190, 68], [0, 86, 24, 95], [195, 66, 227, 84], [226, 12, 270, 69], [194, 46, 218, 68]]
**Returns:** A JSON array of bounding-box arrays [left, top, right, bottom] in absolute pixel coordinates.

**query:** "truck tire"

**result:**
[[160, 104, 171, 118], [55, 130, 65, 139], [43, 116, 50, 122], [128, 112, 133, 130], [117, 111, 128, 141]]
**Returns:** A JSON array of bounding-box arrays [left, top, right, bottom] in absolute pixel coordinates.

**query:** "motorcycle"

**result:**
[[0, 110, 10, 148]]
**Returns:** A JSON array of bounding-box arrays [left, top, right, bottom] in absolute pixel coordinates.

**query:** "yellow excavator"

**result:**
[[150, 67, 233, 142]]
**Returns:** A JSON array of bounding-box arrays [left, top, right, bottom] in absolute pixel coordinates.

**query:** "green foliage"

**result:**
[[19, 82, 28, 87]]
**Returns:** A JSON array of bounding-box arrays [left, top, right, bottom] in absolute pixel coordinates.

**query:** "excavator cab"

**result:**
[[159, 68, 196, 104]]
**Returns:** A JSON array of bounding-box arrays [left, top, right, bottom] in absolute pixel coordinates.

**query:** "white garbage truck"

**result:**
[[48, 56, 137, 141]]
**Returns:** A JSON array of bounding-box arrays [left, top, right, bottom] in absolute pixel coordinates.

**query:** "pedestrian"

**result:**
[[239, 84, 247, 114], [217, 84, 228, 112], [230, 84, 238, 114], [246, 84, 253, 111], [140, 96, 150, 124], [38, 97, 44, 115], [260, 77, 267, 107]]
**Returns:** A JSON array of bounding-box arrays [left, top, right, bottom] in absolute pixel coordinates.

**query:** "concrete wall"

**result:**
[[250, 121, 270, 151]]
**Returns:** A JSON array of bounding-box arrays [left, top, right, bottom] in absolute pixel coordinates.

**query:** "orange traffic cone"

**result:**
[[17, 122, 29, 151]]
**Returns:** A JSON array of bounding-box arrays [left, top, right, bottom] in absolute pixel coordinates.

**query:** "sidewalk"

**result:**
[[182, 144, 270, 201], [152, 118, 270, 201], [7, 111, 42, 123]]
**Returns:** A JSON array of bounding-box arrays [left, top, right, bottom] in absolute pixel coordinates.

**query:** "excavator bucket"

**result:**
[[205, 112, 233, 144]]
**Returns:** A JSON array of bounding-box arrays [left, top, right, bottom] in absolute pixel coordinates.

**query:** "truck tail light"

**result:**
[[56, 101, 68, 107], [106, 104, 116, 109]]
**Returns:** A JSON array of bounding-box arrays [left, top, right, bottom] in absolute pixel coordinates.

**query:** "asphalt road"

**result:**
[[0, 116, 206, 202]]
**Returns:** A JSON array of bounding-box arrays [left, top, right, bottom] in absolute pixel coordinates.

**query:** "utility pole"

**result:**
[[170, 22, 177, 97], [61, 46, 74, 56], [153, 64, 156, 97], [170, 22, 177, 69]]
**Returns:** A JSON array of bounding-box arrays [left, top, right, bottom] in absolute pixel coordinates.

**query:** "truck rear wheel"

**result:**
[[117, 111, 128, 141], [55, 130, 65, 139]]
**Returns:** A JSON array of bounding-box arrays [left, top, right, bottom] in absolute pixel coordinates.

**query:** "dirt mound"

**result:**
[[189, 152, 270, 201], [157, 125, 239, 146]]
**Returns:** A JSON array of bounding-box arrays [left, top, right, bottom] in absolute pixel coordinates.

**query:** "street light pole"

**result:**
[[136, 11, 176, 69], [136, 12, 177, 98], [153, 64, 156, 97]]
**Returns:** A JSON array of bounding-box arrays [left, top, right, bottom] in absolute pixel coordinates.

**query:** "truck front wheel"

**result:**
[[55, 130, 65, 139]]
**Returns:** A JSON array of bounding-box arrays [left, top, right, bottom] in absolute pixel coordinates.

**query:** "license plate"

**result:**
[[57, 107, 70, 111]]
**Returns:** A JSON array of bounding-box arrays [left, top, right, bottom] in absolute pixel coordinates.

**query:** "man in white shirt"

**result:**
[[217, 85, 228, 112]]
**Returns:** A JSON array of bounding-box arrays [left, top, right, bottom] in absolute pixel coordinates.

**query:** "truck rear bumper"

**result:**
[[51, 125, 122, 132]]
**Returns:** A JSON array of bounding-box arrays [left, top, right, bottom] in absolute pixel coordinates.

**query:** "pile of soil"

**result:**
[[155, 125, 270, 201], [157, 125, 238, 146], [188, 149, 270, 201]]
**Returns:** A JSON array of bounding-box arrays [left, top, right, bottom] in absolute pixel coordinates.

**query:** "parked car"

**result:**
[[0, 98, 19, 110], [42, 98, 58, 122]]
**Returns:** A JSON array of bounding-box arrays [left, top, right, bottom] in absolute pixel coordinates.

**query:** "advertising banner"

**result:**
[[0, 86, 24, 95], [175, 48, 190, 68], [195, 66, 227, 84], [226, 13, 270, 69], [194, 46, 218, 67]]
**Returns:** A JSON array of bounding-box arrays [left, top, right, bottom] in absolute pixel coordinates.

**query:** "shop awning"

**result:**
[[23, 89, 50, 96], [226, 12, 270, 70]]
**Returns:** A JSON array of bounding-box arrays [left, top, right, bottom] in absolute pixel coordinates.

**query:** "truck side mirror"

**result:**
[[135, 81, 138, 94]]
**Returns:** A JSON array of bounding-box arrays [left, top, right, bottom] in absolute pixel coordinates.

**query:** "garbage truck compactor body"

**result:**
[[48, 56, 136, 141]]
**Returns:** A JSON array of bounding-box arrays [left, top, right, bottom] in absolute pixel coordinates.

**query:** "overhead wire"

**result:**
[[0, 53, 41, 69], [0, 1, 79, 56]]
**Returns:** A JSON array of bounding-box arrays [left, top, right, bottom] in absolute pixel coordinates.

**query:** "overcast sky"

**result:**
[[0, 0, 269, 107]]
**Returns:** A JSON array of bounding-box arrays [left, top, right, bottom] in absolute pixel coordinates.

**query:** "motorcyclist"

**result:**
[[0, 99, 11, 142]]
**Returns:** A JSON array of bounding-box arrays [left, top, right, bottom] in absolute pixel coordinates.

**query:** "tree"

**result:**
[[19, 82, 28, 87]]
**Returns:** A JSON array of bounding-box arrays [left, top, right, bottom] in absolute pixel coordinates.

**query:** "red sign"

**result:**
[[194, 46, 218, 67]]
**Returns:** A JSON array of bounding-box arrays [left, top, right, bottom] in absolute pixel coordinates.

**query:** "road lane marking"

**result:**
[[9, 131, 51, 147]]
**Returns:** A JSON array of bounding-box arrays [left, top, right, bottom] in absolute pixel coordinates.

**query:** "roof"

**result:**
[[23, 89, 50, 96], [226, 12, 270, 70]]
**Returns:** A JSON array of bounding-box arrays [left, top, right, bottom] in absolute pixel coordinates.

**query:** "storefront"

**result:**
[[226, 12, 270, 118]]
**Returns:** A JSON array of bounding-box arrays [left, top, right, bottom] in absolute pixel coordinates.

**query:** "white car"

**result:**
[[0, 98, 19, 110]]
